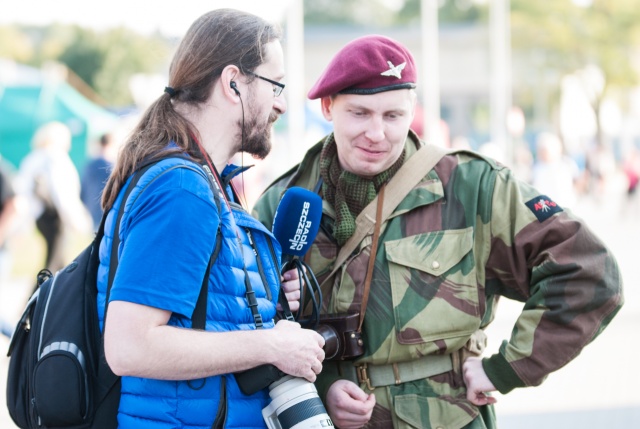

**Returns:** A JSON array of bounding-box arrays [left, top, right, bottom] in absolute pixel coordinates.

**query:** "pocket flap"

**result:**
[[385, 227, 473, 276]]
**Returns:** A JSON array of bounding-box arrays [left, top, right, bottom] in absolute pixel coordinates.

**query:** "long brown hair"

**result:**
[[102, 8, 281, 209]]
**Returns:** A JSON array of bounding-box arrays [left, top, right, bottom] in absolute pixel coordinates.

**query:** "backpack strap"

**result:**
[[104, 162, 163, 315]]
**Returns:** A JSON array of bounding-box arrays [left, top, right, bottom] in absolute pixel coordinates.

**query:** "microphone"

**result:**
[[272, 187, 323, 271], [271, 187, 324, 327]]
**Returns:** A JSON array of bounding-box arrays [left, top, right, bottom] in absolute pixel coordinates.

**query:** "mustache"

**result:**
[[268, 112, 279, 124]]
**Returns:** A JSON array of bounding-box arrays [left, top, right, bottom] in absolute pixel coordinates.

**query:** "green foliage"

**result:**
[[92, 27, 171, 106], [511, 0, 640, 91], [0, 24, 172, 107], [58, 26, 104, 89], [398, 0, 486, 25], [303, 0, 486, 26]]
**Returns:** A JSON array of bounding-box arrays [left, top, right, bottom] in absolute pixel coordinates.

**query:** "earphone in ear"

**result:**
[[230, 81, 240, 96]]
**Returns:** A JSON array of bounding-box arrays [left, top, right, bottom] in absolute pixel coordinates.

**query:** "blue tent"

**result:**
[[0, 63, 118, 171]]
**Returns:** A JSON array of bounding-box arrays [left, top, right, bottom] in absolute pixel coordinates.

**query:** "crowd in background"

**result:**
[[0, 114, 639, 338]]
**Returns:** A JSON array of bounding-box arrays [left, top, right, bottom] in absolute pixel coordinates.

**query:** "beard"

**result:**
[[235, 95, 278, 160]]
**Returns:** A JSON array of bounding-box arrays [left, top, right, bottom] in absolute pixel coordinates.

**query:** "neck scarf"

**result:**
[[319, 134, 405, 246]]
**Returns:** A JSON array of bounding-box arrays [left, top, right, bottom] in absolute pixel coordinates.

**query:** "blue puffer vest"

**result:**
[[96, 157, 282, 428]]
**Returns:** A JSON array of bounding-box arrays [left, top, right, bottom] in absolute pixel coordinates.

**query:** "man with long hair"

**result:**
[[99, 9, 325, 428]]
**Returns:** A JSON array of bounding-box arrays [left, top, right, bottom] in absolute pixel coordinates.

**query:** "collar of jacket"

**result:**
[[286, 129, 446, 220]]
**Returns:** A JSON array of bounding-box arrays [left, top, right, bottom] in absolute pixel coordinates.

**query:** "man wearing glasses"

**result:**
[[98, 9, 324, 429], [251, 72, 286, 97]]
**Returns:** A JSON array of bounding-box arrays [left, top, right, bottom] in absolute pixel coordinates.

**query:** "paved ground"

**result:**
[[0, 181, 638, 428]]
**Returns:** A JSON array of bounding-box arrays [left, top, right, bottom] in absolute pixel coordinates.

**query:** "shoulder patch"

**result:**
[[525, 195, 563, 222]]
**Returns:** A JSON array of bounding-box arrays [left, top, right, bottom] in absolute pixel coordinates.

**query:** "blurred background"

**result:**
[[0, 0, 638, 428]]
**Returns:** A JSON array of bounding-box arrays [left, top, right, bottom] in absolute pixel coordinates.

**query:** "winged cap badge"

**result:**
[[380, 61, 406, 79]]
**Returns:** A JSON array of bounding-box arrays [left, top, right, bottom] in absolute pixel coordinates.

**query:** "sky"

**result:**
[[1, 0, 295, 36]]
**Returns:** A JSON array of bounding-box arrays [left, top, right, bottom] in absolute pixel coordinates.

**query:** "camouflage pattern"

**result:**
[[253, 132, 623, 429]]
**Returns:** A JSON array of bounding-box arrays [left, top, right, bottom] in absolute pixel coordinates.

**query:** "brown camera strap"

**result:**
[[358, 185, 385, 333]]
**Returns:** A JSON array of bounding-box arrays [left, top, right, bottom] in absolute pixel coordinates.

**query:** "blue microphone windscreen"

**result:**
[[272, 187, 323, 257]]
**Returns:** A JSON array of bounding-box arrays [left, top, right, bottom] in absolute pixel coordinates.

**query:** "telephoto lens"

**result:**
[[262, 376, 333, 429]]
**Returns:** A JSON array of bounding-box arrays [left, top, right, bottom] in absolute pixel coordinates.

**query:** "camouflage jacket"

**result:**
[[253, 133, 623, 429]]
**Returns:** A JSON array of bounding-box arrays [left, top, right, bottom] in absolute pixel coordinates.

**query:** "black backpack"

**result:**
[[6, 158, 220, 428]]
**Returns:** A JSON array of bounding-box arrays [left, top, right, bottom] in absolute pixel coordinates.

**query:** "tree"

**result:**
[[59, 26, 171, 106], [0, 24, 172, 107], [58, 26, 105, 91], [397, 0, 485, 25], [510, 0, 640, 146], [303, 0, 485, 26]]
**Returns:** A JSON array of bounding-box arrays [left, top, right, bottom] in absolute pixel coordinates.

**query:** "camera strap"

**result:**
[[358, 185, 385, 333]]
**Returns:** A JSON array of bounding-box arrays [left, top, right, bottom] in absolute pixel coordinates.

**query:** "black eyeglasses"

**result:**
[[250, 72, 285, 97]]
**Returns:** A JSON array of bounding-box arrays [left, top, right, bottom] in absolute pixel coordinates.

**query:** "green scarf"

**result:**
[[319, 134, 405, 246]]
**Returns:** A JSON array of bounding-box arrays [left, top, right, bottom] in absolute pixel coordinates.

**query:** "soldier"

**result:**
[[253, 35, 623, 428]]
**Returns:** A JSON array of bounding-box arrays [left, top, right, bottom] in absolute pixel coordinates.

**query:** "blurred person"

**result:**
[[81, 131, 118, 229], [98, 9, 324, 428], [511, 140, 534, 184], [531, 132, 580, 209], [585, 141, 617, 197], [15, 121, 92, 274], [0, 158, 18, 338], [253, 35, 623, 428], [621, 144, 640, 217]]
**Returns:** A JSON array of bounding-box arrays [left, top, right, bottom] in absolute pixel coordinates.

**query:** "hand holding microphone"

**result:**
[[280, 270, 302, 312], [271, 187, 323, 325]]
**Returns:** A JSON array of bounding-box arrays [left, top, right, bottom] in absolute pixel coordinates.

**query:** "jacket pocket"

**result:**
[[394, 394, 476, 429], [385, 227, 481, 349]]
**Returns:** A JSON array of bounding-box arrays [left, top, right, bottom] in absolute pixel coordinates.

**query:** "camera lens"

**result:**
[[314, 324, 340, 360]]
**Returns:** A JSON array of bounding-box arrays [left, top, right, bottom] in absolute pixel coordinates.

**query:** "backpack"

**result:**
[[5, 157, 220, 428]]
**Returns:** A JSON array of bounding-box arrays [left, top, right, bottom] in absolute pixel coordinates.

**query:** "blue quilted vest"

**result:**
[[96, 158, 282, 428]]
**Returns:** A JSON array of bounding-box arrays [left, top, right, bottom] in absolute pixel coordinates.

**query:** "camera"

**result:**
[[314, 313, 364, 361], [235, 313, 364, 396], [262, 376, 334, 429], [236, 367, 333, 428]]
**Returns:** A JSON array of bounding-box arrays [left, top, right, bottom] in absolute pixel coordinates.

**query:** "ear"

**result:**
[[220, 65, 242, 102], [320, 97, 334, 121]]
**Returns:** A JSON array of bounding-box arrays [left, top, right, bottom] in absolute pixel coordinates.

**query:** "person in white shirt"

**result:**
[[15, 121, 92, 273]]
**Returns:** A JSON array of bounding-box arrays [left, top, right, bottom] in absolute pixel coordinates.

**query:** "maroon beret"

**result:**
[[308, 35, 417, 100]]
